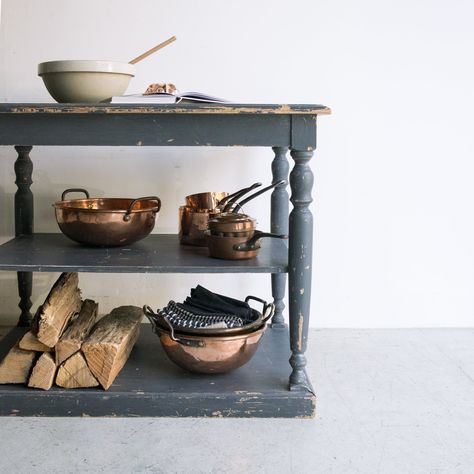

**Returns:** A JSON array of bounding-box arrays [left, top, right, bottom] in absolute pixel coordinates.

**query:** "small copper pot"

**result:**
[[207, 230, 288, 260], [54, 188, 161, 247]]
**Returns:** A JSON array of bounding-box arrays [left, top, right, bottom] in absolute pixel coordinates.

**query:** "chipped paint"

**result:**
[[300, 288, 304, 295], [297, 314, 304, 351], [5, 104, 331, 115]]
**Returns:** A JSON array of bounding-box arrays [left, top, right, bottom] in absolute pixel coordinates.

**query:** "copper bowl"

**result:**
[[54, 188, 161, 247], [152, 324, 266, 374]]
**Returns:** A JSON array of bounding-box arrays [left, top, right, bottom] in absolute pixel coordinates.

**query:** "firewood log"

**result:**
[[32, 272, 82, 347], [56, 352, 99, 389], [18, 331, 53, 352], [28, 352, 56, 390], [0, 345, 36, 384], [55, 299, 99, 365], [82, 306, 142, 390]]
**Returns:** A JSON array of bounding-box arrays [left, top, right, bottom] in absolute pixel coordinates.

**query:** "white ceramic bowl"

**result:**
[[38, 60, 135, 103]]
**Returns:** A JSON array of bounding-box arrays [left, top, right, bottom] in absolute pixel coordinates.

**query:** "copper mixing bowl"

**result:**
[[54, 188, 161, 247], [153, 324, 266, 374]]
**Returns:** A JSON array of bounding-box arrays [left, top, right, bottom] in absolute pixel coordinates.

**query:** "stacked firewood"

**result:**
[[0, 273, 142, 390]]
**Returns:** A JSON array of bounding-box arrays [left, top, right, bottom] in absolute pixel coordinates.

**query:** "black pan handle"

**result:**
[[61, 188, 90, 201], [222, 182, 262, 212], [232, 180, 287, 213], [235, 232, 288, 251], [124, 196, 161, 221]]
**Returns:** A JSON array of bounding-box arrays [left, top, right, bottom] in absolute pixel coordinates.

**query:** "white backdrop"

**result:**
[[1, 0, 473, 327]]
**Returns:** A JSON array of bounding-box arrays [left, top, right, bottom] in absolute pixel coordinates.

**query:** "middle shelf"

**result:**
[[0, 233, 288, 273]]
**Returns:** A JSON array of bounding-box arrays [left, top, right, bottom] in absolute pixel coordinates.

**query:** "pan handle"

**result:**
[[217, 182, 262, 209], [61, 188, 90, 201], [232, 180, 287, 213], [222, 182, 262, 212], [235, 232, 288, 251], [124, 196, 161, 221]]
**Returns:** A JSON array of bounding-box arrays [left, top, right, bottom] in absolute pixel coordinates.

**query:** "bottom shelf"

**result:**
[[0, 325, 315, 418]]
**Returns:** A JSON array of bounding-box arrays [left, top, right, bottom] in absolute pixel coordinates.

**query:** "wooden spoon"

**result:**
[[129, 36, 177, 65]]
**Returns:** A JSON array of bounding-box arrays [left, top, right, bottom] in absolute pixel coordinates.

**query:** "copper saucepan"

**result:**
[[54, 188, 161, 247], [207, 230, 288, 260]]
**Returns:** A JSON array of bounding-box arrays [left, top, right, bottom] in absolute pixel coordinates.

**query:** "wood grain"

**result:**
[[55, 299, 98, 365], [28, 352, 56, 390], [56, 352, 99, 389], [82, 306, 142, 390], [32, 272, 82, 347], [0, 345, 36, 384], [18, 330, 52, 352]]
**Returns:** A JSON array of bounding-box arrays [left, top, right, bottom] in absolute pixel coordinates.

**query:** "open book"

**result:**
[[110, 91, 228, 104]]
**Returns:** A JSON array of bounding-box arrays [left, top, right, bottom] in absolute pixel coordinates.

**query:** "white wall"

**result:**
[[1, 0, 473, 327]]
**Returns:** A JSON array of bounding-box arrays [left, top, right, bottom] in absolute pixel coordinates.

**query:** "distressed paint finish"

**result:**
[[288, 149, 314, 391], [0, 103, 331, 115], [0, 103, 330, 414], [14, 146, 33, 327], [0, 327, 315, 418], [270, 146, 289, 327]]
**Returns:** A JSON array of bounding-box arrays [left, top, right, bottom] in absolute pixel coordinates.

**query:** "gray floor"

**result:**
[[0, 328, 473, 474]]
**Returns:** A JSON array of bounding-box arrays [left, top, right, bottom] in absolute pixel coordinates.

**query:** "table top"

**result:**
[[0, 103, 331, 115]]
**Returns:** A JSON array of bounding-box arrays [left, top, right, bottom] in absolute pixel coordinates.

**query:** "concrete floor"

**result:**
[[0, 328, 473, 474]]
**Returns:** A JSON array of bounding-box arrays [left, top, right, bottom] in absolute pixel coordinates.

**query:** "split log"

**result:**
[[18, 331, 53, 352], [55, 299, 99, 365], [28, 352, 56, 390], [0, 345, 36, 384], [82, 306, 142, 390], [56, 352, 99, 389], [32, 272, 82, 347]]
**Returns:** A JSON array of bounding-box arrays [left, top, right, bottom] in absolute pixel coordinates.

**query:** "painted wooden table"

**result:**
[[0, 103, 330, 417]]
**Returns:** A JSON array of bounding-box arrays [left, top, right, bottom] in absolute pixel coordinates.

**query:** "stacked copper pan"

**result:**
[[179, 182, 261, 246], [144, 290, 275, 374], [179, 180, 288, 259], [205, 180, 288, 260]]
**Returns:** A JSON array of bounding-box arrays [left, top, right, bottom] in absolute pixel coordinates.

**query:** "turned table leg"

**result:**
[[14, 145, 34, 327], [288, 148, 313, 391], [270, 146, 289, 327]]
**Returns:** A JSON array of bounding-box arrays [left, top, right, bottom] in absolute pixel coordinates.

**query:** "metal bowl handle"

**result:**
[[143, 305, 158, 332], [61, 188, 90, 201], [124, 196, 161, 222], [245, 296, 275, 324]]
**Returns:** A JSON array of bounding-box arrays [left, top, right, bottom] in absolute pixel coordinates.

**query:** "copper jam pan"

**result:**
[[148, 321, 267, 374], [54, 188, 161, 247]]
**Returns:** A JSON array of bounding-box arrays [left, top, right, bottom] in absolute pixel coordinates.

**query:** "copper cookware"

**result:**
[[143, 296, 274, 337], [179, 182, 261, 246], [54, 188, 161, 247], [153, 325, 266, 374], [207, 230, 288, 260], [184, 191, 228, 211], [207, 213, 256, 234]]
